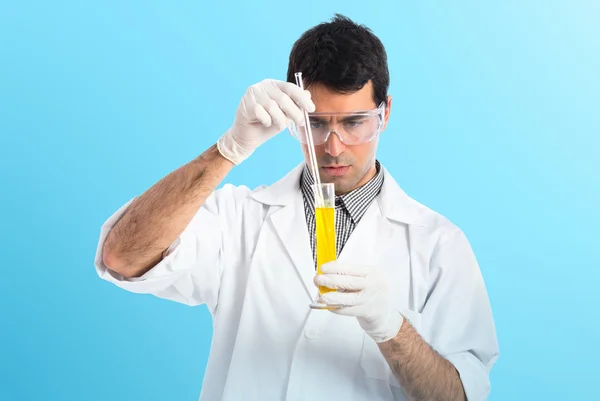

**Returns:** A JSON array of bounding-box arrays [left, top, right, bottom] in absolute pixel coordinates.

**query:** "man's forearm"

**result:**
[[377, 319, 466, 401], [102, 143, 234, 277]]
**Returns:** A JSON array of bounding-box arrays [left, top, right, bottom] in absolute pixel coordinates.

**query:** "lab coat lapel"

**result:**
[[269, 194, 316, 300], [337, 201, 394, 266], [251, 164, 316, 300], [337, 167, 428, 266]]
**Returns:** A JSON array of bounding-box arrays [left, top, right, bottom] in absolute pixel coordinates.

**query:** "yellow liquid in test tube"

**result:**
[[315, 206, 336, 294]]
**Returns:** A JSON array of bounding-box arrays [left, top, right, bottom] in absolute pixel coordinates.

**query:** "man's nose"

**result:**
[[324, 131, 345, 157]]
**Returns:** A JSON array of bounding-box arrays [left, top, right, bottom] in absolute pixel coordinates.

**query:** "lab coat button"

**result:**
[[305, 328, 319, 339]]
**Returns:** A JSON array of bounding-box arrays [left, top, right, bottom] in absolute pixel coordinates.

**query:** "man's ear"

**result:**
[[383, 95, 392, 131]]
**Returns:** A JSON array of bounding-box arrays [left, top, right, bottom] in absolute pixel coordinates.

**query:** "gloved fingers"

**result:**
[[326, 304, 364, 317], [265, 100, 288, 131], [319, 289, 368, 307], [252, 85, 288, 131], [247, 85, 272, 126], [314, 274, 366, 291], [263, 81, 306, 127], [320, 261, 370, 277], [252, 103, 272, 127], [274, 81, 315, 112]]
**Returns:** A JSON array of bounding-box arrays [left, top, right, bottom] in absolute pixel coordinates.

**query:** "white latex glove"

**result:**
[[314, 261, 404, 343], [217, 79, 315, 164]]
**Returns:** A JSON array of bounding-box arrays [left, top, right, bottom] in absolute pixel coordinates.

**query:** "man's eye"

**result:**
[[344, 120, 364, 128]]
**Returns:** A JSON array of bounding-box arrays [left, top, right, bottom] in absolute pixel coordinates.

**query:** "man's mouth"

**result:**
[[322, 165, 350, 177]]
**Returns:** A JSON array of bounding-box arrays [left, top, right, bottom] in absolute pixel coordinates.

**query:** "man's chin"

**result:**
[[328, 178, 358, 195]]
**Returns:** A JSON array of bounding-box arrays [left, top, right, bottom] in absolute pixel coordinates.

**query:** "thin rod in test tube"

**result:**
[[294, 72, 325, 206]]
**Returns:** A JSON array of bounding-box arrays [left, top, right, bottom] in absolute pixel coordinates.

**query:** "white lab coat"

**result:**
[[95, 163, 499, 401]]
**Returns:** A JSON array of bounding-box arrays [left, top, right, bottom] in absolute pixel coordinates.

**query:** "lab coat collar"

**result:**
[[250, 162, 428, 227]]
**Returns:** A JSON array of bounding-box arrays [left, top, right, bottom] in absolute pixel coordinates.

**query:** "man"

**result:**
[[95, 14, 499, 401]]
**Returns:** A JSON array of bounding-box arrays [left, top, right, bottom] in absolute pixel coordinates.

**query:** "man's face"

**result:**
[[301, 81, 392, 195]]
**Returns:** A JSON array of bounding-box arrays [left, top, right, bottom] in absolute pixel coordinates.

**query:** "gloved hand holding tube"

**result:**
[[217, 79, 316, 165], [314, 261, 405, 343]]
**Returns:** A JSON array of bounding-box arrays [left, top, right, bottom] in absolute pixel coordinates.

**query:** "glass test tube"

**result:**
[[310, 182, 341, 309]]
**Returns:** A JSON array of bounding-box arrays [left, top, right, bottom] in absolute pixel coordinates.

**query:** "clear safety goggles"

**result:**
[[289, 102, 386, 146]]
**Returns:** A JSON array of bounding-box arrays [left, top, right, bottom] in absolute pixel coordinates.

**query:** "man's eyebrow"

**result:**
[[309, 114, 369, 123], [339, 115, 366, 122]]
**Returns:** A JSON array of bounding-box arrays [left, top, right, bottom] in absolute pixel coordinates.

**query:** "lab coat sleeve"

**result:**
[[94, 184, 247, 313], [420, 227, 500, 401]]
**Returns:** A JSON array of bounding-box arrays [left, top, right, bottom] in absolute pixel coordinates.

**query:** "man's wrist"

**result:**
[[366, 310, 405, 344], [217, 128, 253, 165]]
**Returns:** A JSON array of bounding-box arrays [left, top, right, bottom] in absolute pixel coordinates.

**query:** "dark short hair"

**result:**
[[287, 14, 389, 107]]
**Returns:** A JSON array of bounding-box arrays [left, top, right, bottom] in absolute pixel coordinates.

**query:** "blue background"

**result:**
[[1, 1, 599, 400]]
